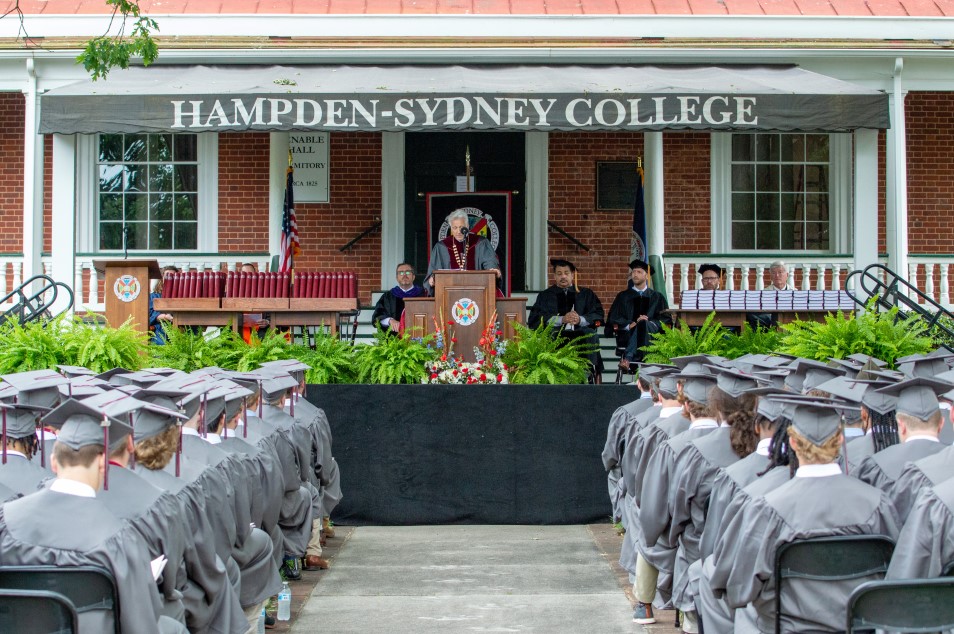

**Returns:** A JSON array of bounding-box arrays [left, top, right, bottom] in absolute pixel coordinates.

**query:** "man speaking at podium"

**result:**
[[425, 210, 501, 294]]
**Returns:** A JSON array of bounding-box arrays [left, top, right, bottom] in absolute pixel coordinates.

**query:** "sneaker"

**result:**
[[681, 609, 700, 634], [263, 614, 276, 630], [633, 602, 656, 625], [280, 556, 302, 581]]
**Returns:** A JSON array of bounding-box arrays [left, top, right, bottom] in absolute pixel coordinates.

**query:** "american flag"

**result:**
[[278, 165, 300, 273]]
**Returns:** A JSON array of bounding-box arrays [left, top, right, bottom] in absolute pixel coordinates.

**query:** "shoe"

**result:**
[[319, 534, 327, 547], [303, 555, 329, 570], [681, 609, 699, 634], [633, 602, 656, 625], [322, 517, 335, 539], [280, 556, 302, 581], [264, 614, 276, 630]]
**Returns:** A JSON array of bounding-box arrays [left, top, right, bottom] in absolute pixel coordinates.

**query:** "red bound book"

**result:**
[[335, 272, 344, 298], [205, 271, 213, 297], [254, 272, 263, 297], [266, 272, 275, 298], [350, 273, 357, 298], [216, 272, 225, 298], [226, 272, 235, 297], [166, 273, 178, 299], [315, 273, 325, 298]]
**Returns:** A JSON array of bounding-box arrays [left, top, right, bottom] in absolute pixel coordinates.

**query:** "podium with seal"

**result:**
[[93, 259, 161, 333], [404, 270, 525, 362]]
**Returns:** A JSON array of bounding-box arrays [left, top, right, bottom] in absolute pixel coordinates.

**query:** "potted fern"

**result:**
[[352, 330, 437, 384], [500, 322, 594, 384], [638, 312, 730, 364]]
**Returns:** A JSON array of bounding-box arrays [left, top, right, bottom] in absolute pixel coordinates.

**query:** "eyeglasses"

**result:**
[[397, 271, 414, 276], [701, 277, 720, 282]]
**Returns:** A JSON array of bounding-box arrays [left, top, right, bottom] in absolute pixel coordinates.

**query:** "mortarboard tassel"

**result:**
[[199, 394, 207, 439], [39, 419, 45, 469], [2, 409, 7, 465], [128, 412, 136, 468], [101, 414, 110, 491], [289, 389, 295, 417], [257, 381, 263, 418], [242, 397, 248, 439], [175, 422, 182, 477]]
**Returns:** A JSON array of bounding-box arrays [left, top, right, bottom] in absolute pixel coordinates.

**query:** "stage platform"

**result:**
[[308, 384, 638, 525]]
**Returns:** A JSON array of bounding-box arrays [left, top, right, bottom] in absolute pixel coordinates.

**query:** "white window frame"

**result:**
[[76, 132, 218, 254], [710, 132, 851, 254]]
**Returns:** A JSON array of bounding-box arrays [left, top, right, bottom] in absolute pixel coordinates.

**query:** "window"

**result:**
[[711, 132, 850, 253], [97, 134, 199, 250]]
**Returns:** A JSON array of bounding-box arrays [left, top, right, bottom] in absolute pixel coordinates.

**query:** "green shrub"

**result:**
[[233, 328, 294, 371], [147, 325, 223, 372], [0, 315, 72, 373], [288, 331, 358, 384], [639, 312, 730, 364], [353, 330, 437, 384], [721, 323, 783, 359], [61, 315, 148, 373], [500, 322, 594, 384]]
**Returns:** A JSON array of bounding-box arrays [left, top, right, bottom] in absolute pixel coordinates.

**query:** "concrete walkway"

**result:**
[[290, 525, 665, 633]]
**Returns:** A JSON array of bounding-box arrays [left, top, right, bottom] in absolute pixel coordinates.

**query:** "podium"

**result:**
[[404, 270, 526, 362], [93, 259, 161, 333]]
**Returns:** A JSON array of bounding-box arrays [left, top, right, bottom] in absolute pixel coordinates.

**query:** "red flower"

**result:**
[[451, 337, 457, 343], [431, 373, 438, 379], [496, 330, 502, 336], [447, 320, 454, 325], [502, 363, 508, 370], [479, 338, 487, 345], [453, 369, 458, 376], [497, 374, 503, 382], [441, 354, 447, 362], [480, 373, 487, 381], [489, 350, 497, 356]]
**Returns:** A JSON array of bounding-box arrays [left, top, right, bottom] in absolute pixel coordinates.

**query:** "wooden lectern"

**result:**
[[404, 270, 526, 362], [93, 259, 161, 333]]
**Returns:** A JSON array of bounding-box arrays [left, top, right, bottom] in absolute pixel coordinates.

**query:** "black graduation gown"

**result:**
[[605, 286, 670, 345], [528, 285, 604, 330]]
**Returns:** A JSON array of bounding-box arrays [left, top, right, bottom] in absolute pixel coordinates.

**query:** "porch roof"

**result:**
[[38, 63, 889, 135]]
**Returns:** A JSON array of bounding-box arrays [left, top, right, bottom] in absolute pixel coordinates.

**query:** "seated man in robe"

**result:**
[[372, 262, 424, 334], [528, 258, 605, 381], [609, 260, 670, 367], [0, 404, 50, 495]]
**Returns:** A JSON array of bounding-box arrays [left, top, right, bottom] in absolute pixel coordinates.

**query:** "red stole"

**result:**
[[441, 235, 477, 270]]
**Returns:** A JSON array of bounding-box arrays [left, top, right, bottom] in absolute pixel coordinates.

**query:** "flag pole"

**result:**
[[287, 150, 295, 298]]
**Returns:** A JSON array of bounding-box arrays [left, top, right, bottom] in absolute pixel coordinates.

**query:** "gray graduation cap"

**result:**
[[678, 373, 718, 405], [814, 376, 872, 404], [130, 403, 187, 443], [56, 365, 94, 378], [765, 395, 858, 445], [756, 396, 789, 423], [656, 373, 681, 399], [802, 366, 846, 393], [709, 366, 768, 398], [58, 378, 108, 399], [671, 355, 725, 371], [94, 367, 131, 383], [43, 398, 131, 453], [897, 355, 953, 380], [259, 359, 311, 376], [108, 370, 167, 388], [876, 377, 951, 420], [847, 353, 888, 368], [260, 373, 298, 402], [1, 370, 70, 409], [128, 387, 189, 413], [0, 403, 44, 438]]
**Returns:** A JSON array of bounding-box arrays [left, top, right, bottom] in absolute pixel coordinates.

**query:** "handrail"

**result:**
[[0, 275, 74, 326], [845, 263, 954, 348], [339, 221, 382, 253], [546, 221, 591, 252]]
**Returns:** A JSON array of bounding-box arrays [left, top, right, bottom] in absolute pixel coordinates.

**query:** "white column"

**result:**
[[268, 132, 291, 269], [525, 131, 549, 290], [885, 58, 909, 281], [51, 134, 76, 316], [381, 131, 406, 289], [853, 129, 880, 274], [644, 131, 666, 297], [22, 59, 43, 285]]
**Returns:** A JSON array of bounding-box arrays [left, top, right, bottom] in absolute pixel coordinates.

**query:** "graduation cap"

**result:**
[[204, 381, 253, 438], [656, 373, 681, 399], [147, 368, 187, 378], [260, 372, 298, 403], [876, 377, 952, 420], [58, 381, 107, 399], [629, 259, 649, 272], [756, 395, 790, 423], [108, 370, 167, 388], [813, 376, 874, 404], [43, 398, 133, 490], [765, 395, 858, 445], [709, 365, 768, 398], [847, 353, 888, 368], [698, 263, 722, 277], [131, 402, 188, 444], [0, 403, 46, 465], [94, 367, 131, 384], [750, 368, 790, 390], [56, 365, 94, 378], [678, 373, 718, 405], [897, 355, 954, 380], [128, 387, 190, 414], [671, 354, 724, 370], [550, 258, 576, 272], [1, 371, 69, 409]]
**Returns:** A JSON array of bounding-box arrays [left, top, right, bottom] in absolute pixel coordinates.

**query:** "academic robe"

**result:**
[[0, 488, 178, 634], [263, 404, 323, 523], [605, 286, 670, 353], [638, 422, 720, 608], [0, 480, 16, 502], [705, 473, 900, 633], [887, 476, 954, 579], [888, 445, 954, 522], [845, 433, 876, 474], [854, 438, 947, 492], [425, 234, 500, 294], [287, 396, 343, 517], [98, 467, 248, 634], [371, 286, 424, 331], [668, 428, 741, 612], [603, 395, 655, 521], [699, 449, 771, 560], [0, 453, 49, 495]]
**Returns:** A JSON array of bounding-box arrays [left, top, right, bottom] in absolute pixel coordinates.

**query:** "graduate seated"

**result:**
[[609, 260, 670, 368], [0, 404, 50, 496]]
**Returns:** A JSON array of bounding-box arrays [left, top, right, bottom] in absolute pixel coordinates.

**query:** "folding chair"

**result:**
[[0, 588, 78, 634], [944, 560, 954, 577], [846, 578, 954, 633], [0, 565, 120, 634], [774, 535, 895, 634]]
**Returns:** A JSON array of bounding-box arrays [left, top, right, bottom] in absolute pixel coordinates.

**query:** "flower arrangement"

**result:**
[[424, 310, 508, 385]]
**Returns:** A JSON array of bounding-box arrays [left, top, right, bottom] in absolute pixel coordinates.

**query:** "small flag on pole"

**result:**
[[631, 158, 648, 264], [278, 158, 300, 274]]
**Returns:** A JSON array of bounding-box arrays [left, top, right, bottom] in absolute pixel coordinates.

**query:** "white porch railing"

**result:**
[[68, 255, 271, 313], [664, 254, 954, 310]]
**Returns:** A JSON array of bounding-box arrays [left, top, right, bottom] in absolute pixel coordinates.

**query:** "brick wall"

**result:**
[[218, 133, 271, 254], [905, 92, 954, 255], [0, 93, 23, 256]]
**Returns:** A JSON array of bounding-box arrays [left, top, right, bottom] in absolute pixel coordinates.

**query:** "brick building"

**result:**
[[1, 0, 953, 313]]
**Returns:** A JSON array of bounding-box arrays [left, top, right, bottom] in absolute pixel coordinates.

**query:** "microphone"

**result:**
[[459, 226, 469, 237]]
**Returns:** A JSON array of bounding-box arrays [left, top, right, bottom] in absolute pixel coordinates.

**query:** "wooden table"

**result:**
[[669, 308, 849, 328], [153, 298, 359, 335]]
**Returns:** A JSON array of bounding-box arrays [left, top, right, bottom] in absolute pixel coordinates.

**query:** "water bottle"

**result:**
[[257, 607, 266, 634], [277, 582, 291, 621]]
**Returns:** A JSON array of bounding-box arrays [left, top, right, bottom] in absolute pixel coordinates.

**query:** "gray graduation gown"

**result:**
[[0, 454, 49, 495], [289, 397, 344, 517], [668, 428, 741, 612], [888, 444, 954, 522], [638, 423, 718, 608], [854, 438, 947, 492], [706, 474, 900, 632], [699, 450, 771, 561], [603, 396, 654, 521], [845, 433, 876, 474], [262, 404, 322, 520], [0, 489, 175, 634], [887, 475, 954, 579]]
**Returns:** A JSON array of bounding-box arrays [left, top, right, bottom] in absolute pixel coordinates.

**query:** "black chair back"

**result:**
[[847, 578, 954, 633], [944, 560, 954, 577], [774, 535, 895, 634], [0, 588, 79, 634], [0, 565, 119, 634]]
